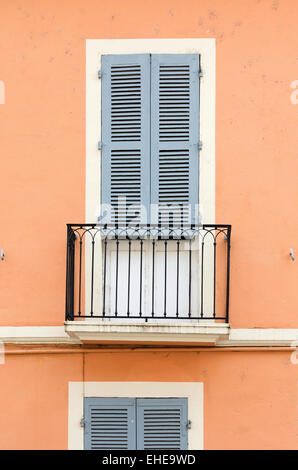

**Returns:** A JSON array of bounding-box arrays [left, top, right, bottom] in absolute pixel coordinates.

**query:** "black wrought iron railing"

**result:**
[[65, 224, 231, 322]]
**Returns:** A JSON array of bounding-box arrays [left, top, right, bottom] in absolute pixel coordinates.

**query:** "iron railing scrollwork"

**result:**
[[65, 224, 231, 322]]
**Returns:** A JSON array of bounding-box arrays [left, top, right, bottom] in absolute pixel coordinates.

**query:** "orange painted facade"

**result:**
[[0, 349, 296, 449], [0, 0, 297, 450]]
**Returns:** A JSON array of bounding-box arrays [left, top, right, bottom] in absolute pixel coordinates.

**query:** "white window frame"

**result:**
[[85, 39, 215, 317], [86, 38, 215, 224], [68, 381, 204, 450]]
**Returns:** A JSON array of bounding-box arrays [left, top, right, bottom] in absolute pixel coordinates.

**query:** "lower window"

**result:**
[[84, 397, 188, 450]]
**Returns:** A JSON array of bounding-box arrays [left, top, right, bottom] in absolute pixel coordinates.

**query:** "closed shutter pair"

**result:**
[[84, 397, 188, 450], [101, 53, 200, 226]]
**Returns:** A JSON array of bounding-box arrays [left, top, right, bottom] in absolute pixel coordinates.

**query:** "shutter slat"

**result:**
[[101, 54, 150, 225], [151, 54, 199, 225]]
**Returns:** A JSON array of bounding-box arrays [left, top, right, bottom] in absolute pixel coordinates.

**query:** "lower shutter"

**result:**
[[136, 398, 188, 450], [84, 398, 136, 450], [84, 397, 188, 450]]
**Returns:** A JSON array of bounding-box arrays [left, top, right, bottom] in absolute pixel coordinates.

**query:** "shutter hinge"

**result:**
[[98, 70, 102, 79], [198, 141, 203, 151], [199, 68, 203, 78], [80, 417, 86, 428], [98, 141, 102, 150], [186, 420, 192, 429]]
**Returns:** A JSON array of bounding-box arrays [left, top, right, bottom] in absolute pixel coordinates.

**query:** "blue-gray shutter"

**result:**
[[150, 54, 200, 225], [84, 398, 136, 450], [136, 398, 188, 450], [101, 54, 151, 225]]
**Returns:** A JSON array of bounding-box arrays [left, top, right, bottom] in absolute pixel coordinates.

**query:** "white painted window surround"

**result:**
[[68, 381, 204, 450], [85, 39, 216, 320], [86, 38, 215, 225]]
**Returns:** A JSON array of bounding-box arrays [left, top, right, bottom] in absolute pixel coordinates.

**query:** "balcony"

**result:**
[[65, 224, 231, 344]]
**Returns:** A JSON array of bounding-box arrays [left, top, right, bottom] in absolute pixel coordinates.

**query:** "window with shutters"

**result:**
[[99, 53, 201, 318], [72, 40, 223, 324], [84, 397, 188, 450], [101, 53, 200, 227]]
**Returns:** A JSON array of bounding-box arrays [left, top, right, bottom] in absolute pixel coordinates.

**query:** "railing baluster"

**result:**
[[102, 237, 107, 316], [65, 226, 72, 321], [139, 239, 143, 317], [90, 239, 95, 316], [115, 238, 119, 316], [127, 239, 131, 316], [78, 238, 82, 316], [164, 240, 167, 317], [151, 239, 155, 317], [188, 239, 192, 317], [213, 239, 217, 318], [65, 227, 70, 320], [70, 231, 76, 317], [226, 227, 231, 324], [176, 240, 180, 317], [200, 239, 204, 318]]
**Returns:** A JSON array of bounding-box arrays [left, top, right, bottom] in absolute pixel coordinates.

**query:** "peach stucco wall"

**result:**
[[0, 0, 297, 327], [0, 349, 296, 449]]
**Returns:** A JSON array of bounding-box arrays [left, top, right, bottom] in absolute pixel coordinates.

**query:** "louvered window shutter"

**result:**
[[84, 398, 136, 450], [136, 398, 188, 450], [150, 54, 200, 225], [101, 54, 151, 225]]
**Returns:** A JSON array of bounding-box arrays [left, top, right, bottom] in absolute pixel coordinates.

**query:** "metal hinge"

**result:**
[[199, 68, 203, 78], [198, 141, 203, 151], [80, 417, 86, 428], [98, 141, 102, 150], [98, 70, 102, 79], [186, 420, 192, 429]]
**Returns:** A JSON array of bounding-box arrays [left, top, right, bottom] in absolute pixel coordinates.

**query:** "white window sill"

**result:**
[[64, 320, 230, 345]]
